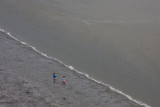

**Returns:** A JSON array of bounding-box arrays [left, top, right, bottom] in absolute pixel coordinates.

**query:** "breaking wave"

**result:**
[[0, 28, 151, 107]]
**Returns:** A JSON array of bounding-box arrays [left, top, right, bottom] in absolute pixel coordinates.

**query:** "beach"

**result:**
[[0, 30, 146, 107], [1, 0, 160, 106]]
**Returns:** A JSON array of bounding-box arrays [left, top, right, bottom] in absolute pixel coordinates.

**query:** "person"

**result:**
[[53, 73, 56, 82], [62, 76, 66, 85]]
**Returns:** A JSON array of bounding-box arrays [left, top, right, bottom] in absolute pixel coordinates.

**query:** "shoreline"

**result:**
[[0, 29, 150, 107]]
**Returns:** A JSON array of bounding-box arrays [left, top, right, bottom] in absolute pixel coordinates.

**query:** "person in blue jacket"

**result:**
[[53, 73, 56, 82]]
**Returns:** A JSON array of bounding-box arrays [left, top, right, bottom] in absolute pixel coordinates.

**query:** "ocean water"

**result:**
[[1, 0, 160, 106]]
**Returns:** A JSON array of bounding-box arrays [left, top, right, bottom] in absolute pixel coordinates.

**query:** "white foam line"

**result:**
[[0, 28, 151, 107]]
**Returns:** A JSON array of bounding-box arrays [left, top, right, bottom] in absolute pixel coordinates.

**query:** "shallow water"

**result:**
[[1, 0, 160, 106]]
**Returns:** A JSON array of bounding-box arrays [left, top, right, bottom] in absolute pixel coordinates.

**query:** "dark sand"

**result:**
[[0, 30, 148, 107]]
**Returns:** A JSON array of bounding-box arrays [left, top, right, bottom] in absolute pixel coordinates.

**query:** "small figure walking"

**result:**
[[53, 73, 56, 82], [62, 76, 66, 85]]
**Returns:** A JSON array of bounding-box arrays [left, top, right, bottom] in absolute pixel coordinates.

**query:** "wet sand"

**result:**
[[0, 30, 147, 107]]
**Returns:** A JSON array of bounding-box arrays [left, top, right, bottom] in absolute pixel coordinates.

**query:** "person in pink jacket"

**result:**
[[62, 76, 66, 85]]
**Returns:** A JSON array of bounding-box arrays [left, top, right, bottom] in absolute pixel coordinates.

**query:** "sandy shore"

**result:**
[[0, 30, 145, 107]]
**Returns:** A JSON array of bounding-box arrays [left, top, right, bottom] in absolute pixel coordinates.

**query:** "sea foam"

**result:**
[[0, 28, 151, 107]]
